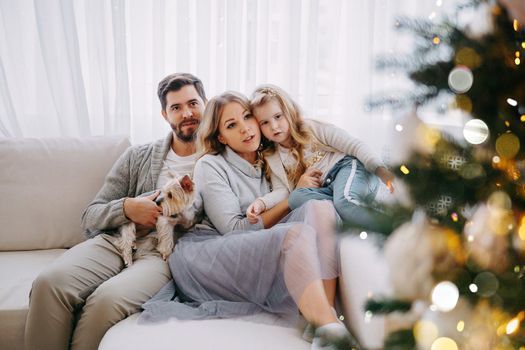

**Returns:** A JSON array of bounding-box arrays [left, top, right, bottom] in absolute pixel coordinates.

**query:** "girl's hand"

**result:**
[[246, 199, 266, 224], [296, 168, 323, 188], [375, 166, 395, 193]]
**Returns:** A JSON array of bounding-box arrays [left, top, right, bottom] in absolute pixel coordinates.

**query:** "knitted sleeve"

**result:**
[[308, 119, 384, 173], [193, 156, 264, 234], [81, 147, 136, 238]]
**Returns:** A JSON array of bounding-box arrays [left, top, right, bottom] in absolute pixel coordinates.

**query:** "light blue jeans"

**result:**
[[288, 156, 392, 233]]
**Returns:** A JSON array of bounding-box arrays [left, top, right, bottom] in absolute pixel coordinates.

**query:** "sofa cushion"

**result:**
[[100, 313, 310, 350], [0, 136, 130, 251], [0, 249, 66, 310]]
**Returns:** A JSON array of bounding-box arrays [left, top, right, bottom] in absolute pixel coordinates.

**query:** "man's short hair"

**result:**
[[157, 73, 207, 110]]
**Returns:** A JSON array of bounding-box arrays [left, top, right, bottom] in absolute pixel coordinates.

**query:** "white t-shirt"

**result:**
[[156, 149, 197, 188]]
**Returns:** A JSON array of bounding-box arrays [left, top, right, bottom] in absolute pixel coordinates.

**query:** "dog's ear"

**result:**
[[180, 175, 193, 192]]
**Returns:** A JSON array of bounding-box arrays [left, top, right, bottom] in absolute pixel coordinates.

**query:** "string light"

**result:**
[[514, 19, 519, 32], [433, 37, 441, 45], [400, 165, 410, 174]]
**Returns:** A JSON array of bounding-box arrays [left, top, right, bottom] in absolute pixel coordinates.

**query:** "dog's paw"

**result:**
[[157, 246, 171, 261], [122, 251, 133, 267]]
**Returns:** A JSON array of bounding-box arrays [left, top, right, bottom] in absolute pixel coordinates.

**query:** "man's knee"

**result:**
[[84, 280, 142, 322], [31, 267, 72, 301]]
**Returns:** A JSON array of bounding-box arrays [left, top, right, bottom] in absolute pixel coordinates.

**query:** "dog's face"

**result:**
[[156, 174, 195, 219]]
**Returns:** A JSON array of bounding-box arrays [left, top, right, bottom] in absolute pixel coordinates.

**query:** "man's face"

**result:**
[[162, 85, 205, 143]]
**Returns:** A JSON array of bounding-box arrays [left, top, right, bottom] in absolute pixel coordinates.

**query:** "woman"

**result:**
[[141, 91, 358, 349]]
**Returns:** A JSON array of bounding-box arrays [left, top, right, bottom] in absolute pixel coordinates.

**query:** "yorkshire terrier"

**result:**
[[116, 174, 196, 266]]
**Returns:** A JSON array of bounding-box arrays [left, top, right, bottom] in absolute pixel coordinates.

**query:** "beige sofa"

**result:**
[[0, 136, 388, 350]]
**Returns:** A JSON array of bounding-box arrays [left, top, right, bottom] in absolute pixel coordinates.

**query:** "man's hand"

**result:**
[[375, 166, 395, 193], [296, 168, 322, 188], [123, 191, 162, 227], [246, 199, 266, 224]]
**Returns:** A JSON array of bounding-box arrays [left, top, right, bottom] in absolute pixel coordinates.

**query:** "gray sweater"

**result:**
[[81, 133, 173, 238], [193, 146, 269, 234]]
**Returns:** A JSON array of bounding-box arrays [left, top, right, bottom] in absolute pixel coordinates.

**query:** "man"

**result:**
[[25, 73, 207, 350]]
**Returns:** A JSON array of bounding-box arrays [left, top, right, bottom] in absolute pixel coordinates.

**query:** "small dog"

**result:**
[[116, 173, 196, 266]]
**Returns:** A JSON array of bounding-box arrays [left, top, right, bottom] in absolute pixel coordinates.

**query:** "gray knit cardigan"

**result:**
[[81, 133, 172, 238]]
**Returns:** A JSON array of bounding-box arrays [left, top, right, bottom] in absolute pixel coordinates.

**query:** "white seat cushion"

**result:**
[[0, 249, 66, 310], [100, 313, 310, 350]]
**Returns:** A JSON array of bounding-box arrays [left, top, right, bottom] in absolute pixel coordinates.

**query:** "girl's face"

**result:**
[[218, 102, 261, 163], [253, 99, 292, 148]]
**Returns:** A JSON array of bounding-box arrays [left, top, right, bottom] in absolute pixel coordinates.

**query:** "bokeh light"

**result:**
[[463, 119, 489, 144], [448, 66, 474, 93], [431, 337, 458, 350], [495, 133, 520, 159], [431, 281, 459, 312], [474, 271, 499, 297], [506, 317, 520, 334], [455, 47, 481, 68], [414, 320, 438, 348]]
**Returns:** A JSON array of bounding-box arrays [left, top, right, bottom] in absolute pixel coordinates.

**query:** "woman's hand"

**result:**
[[375, 166, 395, 193], [246, 199, 266, 224], [296, 168, 323, 188], [123, 191, 162, 227]]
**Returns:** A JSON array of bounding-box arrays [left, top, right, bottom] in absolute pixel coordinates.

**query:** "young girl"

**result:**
[[247, 84, 396, 234]]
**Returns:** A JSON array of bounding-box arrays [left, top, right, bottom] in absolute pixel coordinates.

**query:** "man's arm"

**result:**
[[81, 147, 136, 236]]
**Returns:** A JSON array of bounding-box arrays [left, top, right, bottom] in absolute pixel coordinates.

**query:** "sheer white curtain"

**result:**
[[0, 0, 454, 148]]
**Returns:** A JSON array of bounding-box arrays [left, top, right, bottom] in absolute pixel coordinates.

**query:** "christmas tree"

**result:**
[[362, 0, 525, 348]]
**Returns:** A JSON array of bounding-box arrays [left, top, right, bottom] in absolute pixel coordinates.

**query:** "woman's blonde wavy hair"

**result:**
[[196, 91, 252, 157], [250, 84, 314, 186]]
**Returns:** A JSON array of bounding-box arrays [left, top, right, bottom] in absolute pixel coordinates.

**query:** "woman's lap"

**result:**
[[140, 200, 339, 324]]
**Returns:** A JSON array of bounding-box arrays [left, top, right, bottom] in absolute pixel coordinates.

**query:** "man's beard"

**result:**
[[171, 120, 199, 143]]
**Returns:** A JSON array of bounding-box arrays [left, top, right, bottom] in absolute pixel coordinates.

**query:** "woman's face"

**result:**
[[218, 102, 261, 163]]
